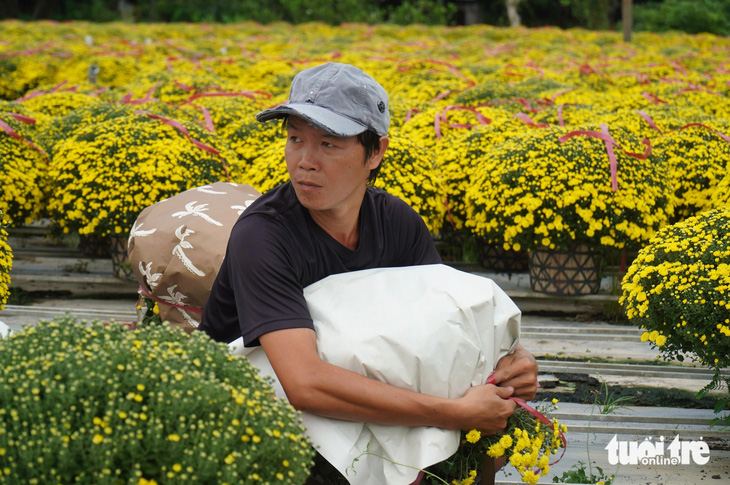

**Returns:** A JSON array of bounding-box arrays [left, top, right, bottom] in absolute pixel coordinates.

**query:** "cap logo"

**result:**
[[377, 101, 386, 113]]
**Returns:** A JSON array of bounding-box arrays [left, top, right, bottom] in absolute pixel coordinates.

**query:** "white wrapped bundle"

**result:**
[[232, 263, 520, 485]]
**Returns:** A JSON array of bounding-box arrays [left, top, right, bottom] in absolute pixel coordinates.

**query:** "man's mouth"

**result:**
[[296, 180, 321, 190]]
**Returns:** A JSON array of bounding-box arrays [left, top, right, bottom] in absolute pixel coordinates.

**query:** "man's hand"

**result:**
[[455, 384, 517, 435], [492, 345, 539, 400]]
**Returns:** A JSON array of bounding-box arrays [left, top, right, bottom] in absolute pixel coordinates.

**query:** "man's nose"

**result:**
[[297, 146, 318, 170]]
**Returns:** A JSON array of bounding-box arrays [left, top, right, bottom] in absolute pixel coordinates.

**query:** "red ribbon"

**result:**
[[182, 104, 216, 133], [0, 48, 42, 58], [623, 138, 652, 160], [672, 60, 689, 76], [182, 90, 273, 105], [174, 80, 196, 92], [0, 115, 49, 164], [134, 110, 230, 181], [505, 63, 545, 78], [556, 103, 583, 127], [559, 124, 620, 191], [165, 56, 202, 72], [4, 112, 36, 124], [547, 89, 576, 104], [403, 108, 421, 125], [434, 105, 490, 140], [635, 112, 730, 143], [120, 83, 160, 105], [679, 123, 730, 143], [484, 97, 541, 113], [430, 90, 456, 103], [395, 59, 476, 102], [14, 81, 76, 102], [511, 97, 539, 112], [514, 113, 548, 128], [198, 106, 215, 133], [138, 285, 203, 314], [641, 92, 668, 104], [614, 71, 650, 85], [560, 125, 652, 189], [559, 124, 626, 191], [635, 110, 662, 133], [557, 105, 566, 127], [50, 80, 71, 93], [579, 63, 599, 75]]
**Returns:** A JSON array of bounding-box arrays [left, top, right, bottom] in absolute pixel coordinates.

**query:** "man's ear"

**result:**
[[368, 136, 390, 170]]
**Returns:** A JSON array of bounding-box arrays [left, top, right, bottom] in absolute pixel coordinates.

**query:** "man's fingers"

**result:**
[[495, 384, 515, 398], [490, 367, 511, 385]]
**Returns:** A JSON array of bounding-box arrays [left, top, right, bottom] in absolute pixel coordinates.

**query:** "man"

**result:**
[[200, 62, 538, 481]]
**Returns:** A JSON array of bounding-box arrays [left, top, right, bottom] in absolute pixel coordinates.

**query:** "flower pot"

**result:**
[[528, 245, 600, 296], [110, 236, 135, 281], [78, 234, 111, 258], [476, 240, 529, 273]]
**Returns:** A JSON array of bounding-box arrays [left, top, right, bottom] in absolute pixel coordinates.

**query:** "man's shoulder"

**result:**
[[365, 185, 421, 219], [243, 182, 300, 220], [230, 182, 306, 244]]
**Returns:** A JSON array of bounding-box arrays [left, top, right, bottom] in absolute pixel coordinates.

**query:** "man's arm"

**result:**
[[260, 327, 518, 434]]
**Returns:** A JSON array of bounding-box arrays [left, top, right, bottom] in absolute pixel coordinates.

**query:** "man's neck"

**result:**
[[309, 208, 361, 251]]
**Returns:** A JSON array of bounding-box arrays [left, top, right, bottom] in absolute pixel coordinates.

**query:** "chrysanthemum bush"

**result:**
[[36, 99, 188, 158], [713, 173, 730, 207], [47, 112, 238, 237], [222, 117, 285, 177], [452, 78, 573, 113], [371, 130, 447, 235], [0, 52, 61, 101], [0, 317, 315, 484], [15, 89, 101, 123], [0, 111, 48, 226], [424, 401, 566, 485], [120, 70, 243, 106], [464, 124, 674, 253], [178, 92, 271, 135], [619, 206, 730, 423], [0, 217, 11, 310], [436, 113, 544, 232], [652, 122, 730, 221]]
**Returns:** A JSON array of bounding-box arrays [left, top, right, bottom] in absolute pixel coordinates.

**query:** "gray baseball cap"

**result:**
[[256, 62, 390, 137]]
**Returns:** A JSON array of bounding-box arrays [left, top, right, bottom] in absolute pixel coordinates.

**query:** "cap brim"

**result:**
[[256, 103, 368, 137]]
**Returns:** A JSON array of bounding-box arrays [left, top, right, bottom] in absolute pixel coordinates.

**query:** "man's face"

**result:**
[[284, 116, 382, 216]]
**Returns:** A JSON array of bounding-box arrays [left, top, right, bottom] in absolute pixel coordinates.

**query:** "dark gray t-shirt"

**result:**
[[200, 181, 441, 345]]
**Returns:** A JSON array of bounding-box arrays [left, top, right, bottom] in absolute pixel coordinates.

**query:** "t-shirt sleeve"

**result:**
[[201, 214, 313, 346]]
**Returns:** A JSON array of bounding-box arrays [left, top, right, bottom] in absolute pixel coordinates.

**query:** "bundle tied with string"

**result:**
[[128, 182, 260, 332]]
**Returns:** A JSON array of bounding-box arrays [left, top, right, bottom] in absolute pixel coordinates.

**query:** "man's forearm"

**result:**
[[286, 357, 462, 429], [259, 327, 516, 434]]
